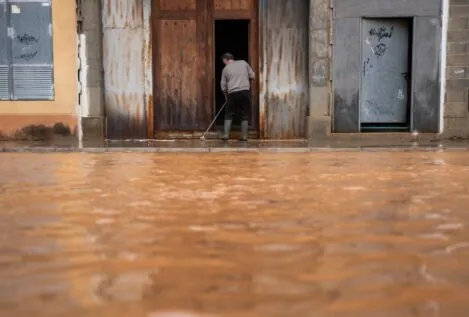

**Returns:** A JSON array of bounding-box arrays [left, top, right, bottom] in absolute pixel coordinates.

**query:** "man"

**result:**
[[220, 52, 255, 142]]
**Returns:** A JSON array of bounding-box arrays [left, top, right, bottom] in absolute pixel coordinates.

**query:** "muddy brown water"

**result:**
[[0, 152, 469, 317]]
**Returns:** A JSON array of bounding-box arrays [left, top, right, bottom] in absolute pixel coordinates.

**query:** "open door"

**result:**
[[261, 0, 309, 139], [213, 19, 250, 127], [209, 0, 259, 134], [152, 0, 258, 137], [152, 0, 210, 131]]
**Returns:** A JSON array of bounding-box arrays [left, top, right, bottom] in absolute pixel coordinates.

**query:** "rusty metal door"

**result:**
[[153, 0, 209, 131], [360, 19, 410, 125], [260, 0, 309, 139]]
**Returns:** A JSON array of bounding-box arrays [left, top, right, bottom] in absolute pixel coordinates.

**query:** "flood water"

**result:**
[[0, 152, 469, 317]]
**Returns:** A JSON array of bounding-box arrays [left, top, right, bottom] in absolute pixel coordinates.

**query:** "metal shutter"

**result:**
[[0, 0, 9, 100], [9, 0, 54, 100]]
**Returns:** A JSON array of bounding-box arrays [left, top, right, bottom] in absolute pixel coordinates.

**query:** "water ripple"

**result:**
[[0, 152, 468, 317]]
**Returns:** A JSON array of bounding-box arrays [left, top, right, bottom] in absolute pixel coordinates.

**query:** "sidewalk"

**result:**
[[1, 134, 469, 152]]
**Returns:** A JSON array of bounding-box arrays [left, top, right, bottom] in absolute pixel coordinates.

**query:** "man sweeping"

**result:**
[[220, 53, 255, 142]]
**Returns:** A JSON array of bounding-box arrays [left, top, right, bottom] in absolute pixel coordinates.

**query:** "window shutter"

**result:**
[[0, 0, 9, 100], [9, 0, 54, 100]]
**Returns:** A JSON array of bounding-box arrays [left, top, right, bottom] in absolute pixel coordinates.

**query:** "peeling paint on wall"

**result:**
[[102, 0, 146, 139]]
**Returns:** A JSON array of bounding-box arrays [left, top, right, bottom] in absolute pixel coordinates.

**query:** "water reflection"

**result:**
[[0, 152, 468, 316]]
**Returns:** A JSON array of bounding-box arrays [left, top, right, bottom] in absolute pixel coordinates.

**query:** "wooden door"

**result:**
[[152, 0, 210, 131], [261, 0, 309, 139]]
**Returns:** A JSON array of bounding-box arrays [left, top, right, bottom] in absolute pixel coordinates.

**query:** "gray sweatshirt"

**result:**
[[220, 60, 255, 94]]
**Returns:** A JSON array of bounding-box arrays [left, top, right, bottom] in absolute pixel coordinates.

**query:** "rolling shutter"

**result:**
[[9, 0, 54, 100], [0, 0, 10, 100]]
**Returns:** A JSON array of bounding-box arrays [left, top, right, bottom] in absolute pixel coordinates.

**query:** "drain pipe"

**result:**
[[439, 0, 449, 134]]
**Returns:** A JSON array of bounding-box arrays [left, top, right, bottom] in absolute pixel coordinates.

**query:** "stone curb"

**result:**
[[0, 146, 468, 153]]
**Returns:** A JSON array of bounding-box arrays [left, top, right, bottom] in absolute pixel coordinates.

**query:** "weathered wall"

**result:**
[[307, 0, 332, 137], [261, 0, 310, 139], [412, 17, 442, 133], [332, 0, 442, 133], [102, 0, 151, 139], [77, 0, 104, 140], [444, 0, 469, 136], [92, 0, 469, 139], [0, 0, 77, 139]]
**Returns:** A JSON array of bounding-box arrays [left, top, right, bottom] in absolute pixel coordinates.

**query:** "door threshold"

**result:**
[[154, 130, 259, 140], [360, 125, 410, 133]]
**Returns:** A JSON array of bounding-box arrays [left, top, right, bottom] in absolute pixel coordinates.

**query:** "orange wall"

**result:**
[[0, 0, 77, 116]]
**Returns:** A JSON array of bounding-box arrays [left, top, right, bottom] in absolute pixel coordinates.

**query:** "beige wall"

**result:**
[[0, 0, 77, 137]]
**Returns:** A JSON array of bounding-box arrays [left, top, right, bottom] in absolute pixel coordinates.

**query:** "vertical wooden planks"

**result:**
[[143, 0, 153, 138], [152, 0, 258, 135], [159, 0, 195, 10], [197, 0, 210, 129], [206, 0, 214, 128], [157, 20, 198, 129], [153, 0, 210, 131], [214, 0, 250, 10], [250, 0, 259, 130]]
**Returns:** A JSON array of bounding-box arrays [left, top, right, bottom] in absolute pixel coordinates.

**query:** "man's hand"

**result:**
[[224, 92, 228, 101]]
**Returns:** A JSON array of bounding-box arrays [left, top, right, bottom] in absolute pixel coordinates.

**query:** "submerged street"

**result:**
[[0, 151, 469, 317]]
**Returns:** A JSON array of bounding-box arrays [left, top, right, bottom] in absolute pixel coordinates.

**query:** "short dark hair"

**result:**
[[221, 53, 234, 61]]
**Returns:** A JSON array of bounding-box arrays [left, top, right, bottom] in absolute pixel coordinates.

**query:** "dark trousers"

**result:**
[[225, 90, 251, 123]]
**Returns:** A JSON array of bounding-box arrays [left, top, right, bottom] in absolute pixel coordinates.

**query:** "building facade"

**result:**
[[0, 0, 468, 140], [0, 0, 77, 139], [333, 0, 442, 133]]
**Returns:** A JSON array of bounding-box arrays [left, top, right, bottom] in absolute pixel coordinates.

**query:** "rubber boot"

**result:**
[[239, 120, 248, 142], [221, 119, 232, 141]]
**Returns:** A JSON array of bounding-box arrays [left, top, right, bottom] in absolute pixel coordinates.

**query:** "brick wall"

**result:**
[[445, 0, 469, 136]]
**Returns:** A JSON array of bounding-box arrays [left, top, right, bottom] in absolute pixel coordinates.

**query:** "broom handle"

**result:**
[[204, 101, 227, 134]]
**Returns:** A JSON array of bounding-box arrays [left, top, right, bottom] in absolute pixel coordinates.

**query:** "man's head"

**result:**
[[221, 53, 234, 65]]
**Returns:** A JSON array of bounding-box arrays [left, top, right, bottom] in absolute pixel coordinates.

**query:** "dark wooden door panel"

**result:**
[[214, 0, 251, 10], [153, 0, 209, 131], [153, 0, 257, 133]]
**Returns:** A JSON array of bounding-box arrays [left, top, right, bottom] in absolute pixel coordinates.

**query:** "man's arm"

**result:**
[[246, 62, 255, 80], [220, 68, 228, 94]]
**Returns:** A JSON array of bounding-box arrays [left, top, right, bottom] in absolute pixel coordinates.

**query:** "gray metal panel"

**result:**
[[334, 0, 441, 18], [262, 0, 309, 139], [412, 17, 441, 133], [102, 0, 146, 139], [0, 0, 9, 100], [9, 0, 54, 100], [360, 19, 410, 123], [333, 18, 361, 133]]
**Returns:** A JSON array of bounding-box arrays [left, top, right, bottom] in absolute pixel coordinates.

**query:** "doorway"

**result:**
[[360, 18, 413, 132], [214, 19, 250, 127]]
